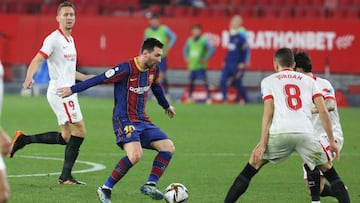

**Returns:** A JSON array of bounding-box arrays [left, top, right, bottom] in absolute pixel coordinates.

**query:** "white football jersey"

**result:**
[[313, 76, 344, 142], [39, 29, 77, 94], [261, 69, 322, 134]]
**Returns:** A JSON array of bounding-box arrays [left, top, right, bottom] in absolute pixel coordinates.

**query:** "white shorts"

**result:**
[[0, 156, 5, 170], [302, 133, 343, 179], [263, 133, 330, 170], [47, 90, 83, 125]]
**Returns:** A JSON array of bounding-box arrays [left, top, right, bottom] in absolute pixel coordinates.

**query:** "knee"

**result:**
[[127, 151, 143, 164]]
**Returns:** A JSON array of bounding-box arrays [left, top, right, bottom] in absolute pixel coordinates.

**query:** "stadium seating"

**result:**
[[0, 0, 359, 19]]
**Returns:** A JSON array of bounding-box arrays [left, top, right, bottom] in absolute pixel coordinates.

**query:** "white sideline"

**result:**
[[8, 155, 106, 178]]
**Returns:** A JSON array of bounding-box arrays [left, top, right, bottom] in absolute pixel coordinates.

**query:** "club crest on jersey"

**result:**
[[105, 68, 115, 78], [124, 125, 135, 138], [149, 74, 154, 83]]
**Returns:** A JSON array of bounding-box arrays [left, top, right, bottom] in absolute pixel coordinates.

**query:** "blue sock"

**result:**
[[147, 151, 172, 184], [104, 156, 133, 189]]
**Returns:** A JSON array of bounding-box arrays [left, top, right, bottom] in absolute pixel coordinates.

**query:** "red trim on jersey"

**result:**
[[39, 50, 49, 59], [324, 95, 335, 100], [57, 28, 70, 43], [312, 75, 317, 80], [263, 95, 273, 101], [63, 102, 73, 123], [312, 93, 323, 100], [281, 68, 293, 71]]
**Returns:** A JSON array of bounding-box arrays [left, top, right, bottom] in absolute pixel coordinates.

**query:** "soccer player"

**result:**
[[224, 48, 350, 203], [9, 1, 94, 185], [294, 50, 344, 203], [220, 15, 250, 104], [57, 38, 176, 203], [144, 13, 177, 94], [0, 60, 11, 203], [183, 24, 215, 103]]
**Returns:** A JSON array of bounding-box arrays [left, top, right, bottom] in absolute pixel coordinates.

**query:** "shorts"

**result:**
[[302, 133, 343, 179], [263, 132, 330, 170], [0, 155, 5, 170], [47, 90, 83, 125], [189, 69, 207, 82], [114, 119, 170, 150]]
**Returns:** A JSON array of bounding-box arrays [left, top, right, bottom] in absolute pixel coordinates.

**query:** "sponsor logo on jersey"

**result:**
[[129, 86, 150, 94]]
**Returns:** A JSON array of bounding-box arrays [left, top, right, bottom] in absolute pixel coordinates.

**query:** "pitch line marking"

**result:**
[[8, 155, 106, 178]]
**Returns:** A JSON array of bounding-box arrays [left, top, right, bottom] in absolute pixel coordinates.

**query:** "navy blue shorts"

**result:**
[[114, 120, 170, 150], [189, 69, 206, 81]]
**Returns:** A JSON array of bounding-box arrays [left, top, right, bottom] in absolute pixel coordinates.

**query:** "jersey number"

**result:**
[[284, 84, 302, 110]]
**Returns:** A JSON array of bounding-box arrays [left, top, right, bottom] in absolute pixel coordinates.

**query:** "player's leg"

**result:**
[[224, 152, 267, 203], [234, 69, 249, 103], [158, 58, 168, 94], [57, 120, 86, 184], [318, 162, 350, 203], [200, 69, 211, 103], [140, 125, 174, 200], [0, 154, 9, 203], [188, 71, 195, 102], [220, 68, 230, 103], [97, 141, 140, 202], [304, 163, 321, 202]]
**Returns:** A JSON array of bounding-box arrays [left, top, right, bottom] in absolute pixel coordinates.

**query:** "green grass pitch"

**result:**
[[2, 94, 360, 203]]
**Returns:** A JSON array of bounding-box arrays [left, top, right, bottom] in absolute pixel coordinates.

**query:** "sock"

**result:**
[[320, 184, 335, 197], [224, 163, 258, 203], [104, 156, 133, 189], [60, 136, 84, 179], [323, 167, 350, 203], [189, 82, 194, 99], [147, 151, 172, 184], [304, 164, 321, 201], [205, 83, 210, 99], [26, 132, 66, 145]]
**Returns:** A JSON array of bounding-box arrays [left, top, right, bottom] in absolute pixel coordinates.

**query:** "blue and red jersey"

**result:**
[[71, 57, 170, 123]]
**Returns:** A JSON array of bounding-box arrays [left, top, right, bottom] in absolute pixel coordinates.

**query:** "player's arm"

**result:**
[[75, 71, 95, 81], [57, 67, 126, 98], [23, 53, 45, 89], [183, 41, 189, 62], [252, 97, 273, 163], [151, 81, 175, 118], [314, 95, 340, 161], [165, 27, 177, 50], [204, 39, 215, 60], [311, 97, 336, 114]]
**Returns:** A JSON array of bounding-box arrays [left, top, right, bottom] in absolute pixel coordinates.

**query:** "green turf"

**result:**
[[2, 94, 359, 203]]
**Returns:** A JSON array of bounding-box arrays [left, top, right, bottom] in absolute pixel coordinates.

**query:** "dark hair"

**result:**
[[293, 49, 312, 72], [141, 38, 163, 52], [57, 1, 75, 15], [274, 48, 294, 67], [192, 24, 202, 30], [149, 13, 159, 19]]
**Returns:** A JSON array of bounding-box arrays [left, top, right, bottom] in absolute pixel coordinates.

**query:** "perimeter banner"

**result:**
[[0, 15, 359, 73]]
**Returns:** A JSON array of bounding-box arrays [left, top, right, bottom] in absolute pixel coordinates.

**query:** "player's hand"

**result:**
[[56, 87, 73, 98], [251, 143, 266, 163], [165, 106, 176, 118], [329, 140, 340, 161], [23, 77, 34, 89]]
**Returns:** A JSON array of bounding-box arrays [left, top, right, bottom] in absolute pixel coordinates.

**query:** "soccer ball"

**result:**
[[164, 183, 189, 203]]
